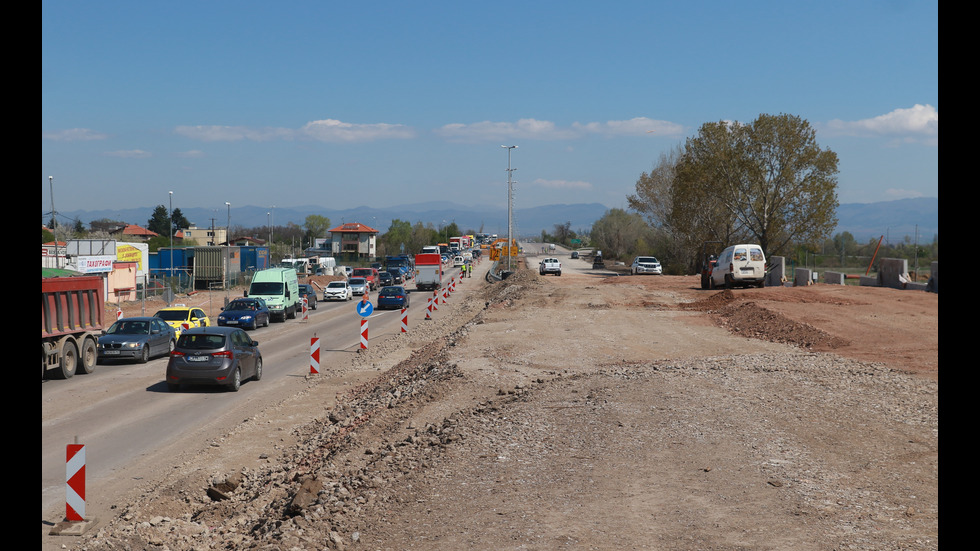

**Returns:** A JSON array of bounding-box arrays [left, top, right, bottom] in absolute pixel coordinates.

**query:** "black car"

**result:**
[[297, 284, 318, 310], [165, 326, 262, 392], [378, 271, 394, 286]]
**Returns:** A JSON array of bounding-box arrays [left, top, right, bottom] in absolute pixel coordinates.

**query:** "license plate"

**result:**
[[188, 355, 209, 362], [104, 350, 120, 355], [225, 320, 238, 324]]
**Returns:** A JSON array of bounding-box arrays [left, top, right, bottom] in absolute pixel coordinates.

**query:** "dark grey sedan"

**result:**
[[98, 317, 176, 364], [165, 326, 262, 392]]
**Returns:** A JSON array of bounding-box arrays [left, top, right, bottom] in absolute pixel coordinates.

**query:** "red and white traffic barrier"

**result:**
[[302, 298, 309, 321], [116, 308, 123, 321], [432, 289, 439, 310], [310, 336, 320, 374], [66, 442, 86, 521], [360, 318, 368, 349], [401, 308, 408, 332], [425, 296, 432, 320]]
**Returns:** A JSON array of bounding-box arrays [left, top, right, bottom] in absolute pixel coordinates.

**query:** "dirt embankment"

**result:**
[[67, 266, 938, 551]]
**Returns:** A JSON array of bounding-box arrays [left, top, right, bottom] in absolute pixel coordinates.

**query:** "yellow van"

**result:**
[[708, 244, 766, 289]]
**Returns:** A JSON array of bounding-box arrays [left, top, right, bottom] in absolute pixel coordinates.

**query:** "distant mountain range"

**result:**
[[54, 197, 937, 243]]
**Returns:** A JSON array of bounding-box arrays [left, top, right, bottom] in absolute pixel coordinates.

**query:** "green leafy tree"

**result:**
[[590, 208, 655, 260], [303, 214, 331, 248], [147, 205, 171, 236], [673, 113, 839, 257]]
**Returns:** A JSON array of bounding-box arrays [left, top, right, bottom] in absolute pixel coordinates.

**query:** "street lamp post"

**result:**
[[225, 202, 231, 297], [48, 176, 59, 268], [501, 145, 517, 271], [169, 191, 174, 281]]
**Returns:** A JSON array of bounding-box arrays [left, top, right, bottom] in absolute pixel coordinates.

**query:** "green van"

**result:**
[[246, 268, 300, 322]]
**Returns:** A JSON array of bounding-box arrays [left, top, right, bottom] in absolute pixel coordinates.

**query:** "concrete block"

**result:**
[[824, 271, 846, 285], [878, 258, 910, 290], [859, 275, 879, 287], [767, 256, 786, 286], [793, 267, 813, 286]]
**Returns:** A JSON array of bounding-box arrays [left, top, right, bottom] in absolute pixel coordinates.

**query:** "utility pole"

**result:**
[[501, 145, 517, 272]]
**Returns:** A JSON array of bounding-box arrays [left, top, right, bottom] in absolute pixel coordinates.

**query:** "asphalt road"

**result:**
[[41, 265, 467, 525]]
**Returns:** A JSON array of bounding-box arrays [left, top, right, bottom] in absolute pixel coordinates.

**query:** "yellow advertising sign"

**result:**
[[117, 244, 143, 270]]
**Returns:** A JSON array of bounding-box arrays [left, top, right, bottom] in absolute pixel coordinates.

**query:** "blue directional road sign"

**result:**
[[356, 299, 373, 317]]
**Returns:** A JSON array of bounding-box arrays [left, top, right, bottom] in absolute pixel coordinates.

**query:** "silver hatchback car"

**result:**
[[165, 326, 262, 392], [348, 277, 368, 296]]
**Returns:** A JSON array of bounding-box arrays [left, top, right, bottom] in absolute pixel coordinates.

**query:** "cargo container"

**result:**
[[192, 246, 241, 289], [42, 273, 105, 379]]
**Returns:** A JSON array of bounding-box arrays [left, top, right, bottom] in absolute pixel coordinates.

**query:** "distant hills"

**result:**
[[55, 197, 937, 244]]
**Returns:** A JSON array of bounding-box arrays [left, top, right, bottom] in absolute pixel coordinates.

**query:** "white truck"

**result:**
[[414, 253, 443, 291], [539, 257, 562, 276]]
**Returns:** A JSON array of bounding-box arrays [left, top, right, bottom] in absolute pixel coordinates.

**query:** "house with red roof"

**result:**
[[328, 222, 379, 259]]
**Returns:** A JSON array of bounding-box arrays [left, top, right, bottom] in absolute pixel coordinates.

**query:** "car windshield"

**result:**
[[638, 257, 658, 263], [350, 278, 366, 285], [250, 282, 283, 294], [227, 301, 255, 311], [380, 286, 402, 295], [177, 334, 227, 350], [327, 282, 346, 288], [107, 320, 150, 334], [155, 310, 189, 321]]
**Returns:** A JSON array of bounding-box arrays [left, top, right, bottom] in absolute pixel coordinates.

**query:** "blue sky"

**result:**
[[42, 1, 938, 227]]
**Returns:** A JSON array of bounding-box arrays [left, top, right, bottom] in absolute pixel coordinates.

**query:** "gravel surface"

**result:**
[[59, 261, 938, 551]]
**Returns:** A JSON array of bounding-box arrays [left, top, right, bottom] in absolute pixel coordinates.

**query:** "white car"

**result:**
[[453, 256, 465, 267], [630, 256, 663, 275], [323, 280, 353, 301]]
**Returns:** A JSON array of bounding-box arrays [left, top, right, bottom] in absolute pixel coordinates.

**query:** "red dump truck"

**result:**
[[42, 274, 105, 380]]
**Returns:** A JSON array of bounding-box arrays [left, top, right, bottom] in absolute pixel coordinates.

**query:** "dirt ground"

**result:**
[[65, 261, 938, 551]]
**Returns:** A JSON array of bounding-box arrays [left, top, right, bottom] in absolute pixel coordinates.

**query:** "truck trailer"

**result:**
[[414, 253, 443, 291], [42, 273, 106, 380]]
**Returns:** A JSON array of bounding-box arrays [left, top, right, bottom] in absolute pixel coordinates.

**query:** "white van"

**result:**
[[709, 244, 767, 289]]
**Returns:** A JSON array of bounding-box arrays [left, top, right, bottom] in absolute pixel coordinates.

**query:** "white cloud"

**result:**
[[42, 128, 108, 141], [531, 178, 593, 191], [103, 149, 152, 158], [174, 125, 293, 142], [435, 118, 578, 142], [436, 117, 684, 142], [884, 188, 926, 200], [300, 119, 415, 142], [824, 104, 938, 143], [177, 150, 205, 158], [573, 117, 685, 137], [175, 120, 415, 143]]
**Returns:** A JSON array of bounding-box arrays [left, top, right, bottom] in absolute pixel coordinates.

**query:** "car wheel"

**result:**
[[138, 344, 150, 364], [228, 368, 241, 392], [253, 356, 263, 381]]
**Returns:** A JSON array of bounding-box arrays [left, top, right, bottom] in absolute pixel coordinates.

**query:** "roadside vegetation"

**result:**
[[578, 112, 937, 276]]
